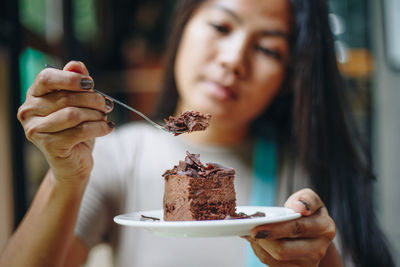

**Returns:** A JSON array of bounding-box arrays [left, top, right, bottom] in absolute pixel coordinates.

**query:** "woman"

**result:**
[[0, 0, 394, 266]]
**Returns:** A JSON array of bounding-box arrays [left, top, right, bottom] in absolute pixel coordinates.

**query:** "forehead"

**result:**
[[198, 0, 292, 33]]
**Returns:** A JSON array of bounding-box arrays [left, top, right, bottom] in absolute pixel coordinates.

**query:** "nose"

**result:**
[[217, 34, 248, 79]]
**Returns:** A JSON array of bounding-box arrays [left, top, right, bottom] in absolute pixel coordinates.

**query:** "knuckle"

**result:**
[[64, 107, 81, 123], [25, 85, 34, 97], [25, 124, 38, 141], [324, 220, 336, 240], [292, 220, 304, 236], [57, 92, 73, 107], [17, 96, 41, 122], [36, 69, 52, 87], [17, 104, 27, 122]]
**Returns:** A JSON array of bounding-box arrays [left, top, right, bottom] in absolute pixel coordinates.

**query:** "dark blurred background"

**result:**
[[1, 0, 399, 266]]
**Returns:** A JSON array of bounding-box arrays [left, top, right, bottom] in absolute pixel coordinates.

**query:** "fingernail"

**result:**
[[107, 121, 115, 129], [254, 230, 269, 239], [105, 98, 114, 110], [80, 78, 93, 89], [299, 199, 311, 212]]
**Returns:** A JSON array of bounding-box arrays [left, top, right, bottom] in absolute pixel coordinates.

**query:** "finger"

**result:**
[[57, 120, 115, 148], [25, 107, 107, 134], [251, 212, 336, 240], [42, 91, 113, 114], [319, 243, 343, 266], [18, 91, 113, 121], [245, 237, 296, 267], [39, 120, 114, 158], [30, 68, 93, 97], [63, 61, 90, 76], [284, 188, 324, 216], [255, 237, 331, 263]]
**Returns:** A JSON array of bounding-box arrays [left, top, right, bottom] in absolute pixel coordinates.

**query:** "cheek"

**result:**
[[175, 48, 202, 103], [175, 41, 193, 90], [255, 60, 286, 98], [242, 64, 286, 119], [175, 27, 209, 94]]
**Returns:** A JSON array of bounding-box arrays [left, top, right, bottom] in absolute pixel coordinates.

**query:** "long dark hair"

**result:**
[[154, 0, 394, 266]]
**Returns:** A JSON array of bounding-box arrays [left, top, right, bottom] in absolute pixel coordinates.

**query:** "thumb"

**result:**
[[63, 61, 90, 76], [284, 188, 324, 216]]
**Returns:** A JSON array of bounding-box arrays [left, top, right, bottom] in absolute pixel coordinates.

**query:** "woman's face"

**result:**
[[174, 0, 291, 128]]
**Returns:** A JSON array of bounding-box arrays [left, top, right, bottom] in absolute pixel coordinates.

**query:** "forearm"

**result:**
[[0, 170, 88, 267]]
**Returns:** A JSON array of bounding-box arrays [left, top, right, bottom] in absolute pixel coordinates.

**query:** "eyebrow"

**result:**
[[212, 4, 290, 40], [260, 30, 290, 40], [213, 4, 243, 23]]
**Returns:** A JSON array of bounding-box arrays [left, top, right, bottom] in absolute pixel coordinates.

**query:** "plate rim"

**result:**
[[113, 206, 301, 227]]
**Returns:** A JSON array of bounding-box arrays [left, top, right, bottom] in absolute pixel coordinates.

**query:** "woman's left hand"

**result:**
[[245, 188, 338, 267]]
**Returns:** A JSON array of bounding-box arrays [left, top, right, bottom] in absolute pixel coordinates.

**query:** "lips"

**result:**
[[204, 80, 238, 101]]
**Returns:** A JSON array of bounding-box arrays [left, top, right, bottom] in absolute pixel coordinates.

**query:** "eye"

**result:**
[[255, 45, 283, 61], [209, 23, 230, 34]]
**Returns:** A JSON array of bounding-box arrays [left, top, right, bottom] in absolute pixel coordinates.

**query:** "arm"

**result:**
[[0, 61, 113, 267], [246, 188, 342, 267], [0, 171, 88, 267]]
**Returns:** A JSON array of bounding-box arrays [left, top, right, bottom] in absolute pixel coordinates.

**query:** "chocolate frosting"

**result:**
[[162, 151, 235, 179], [164, 111, 211, 136]]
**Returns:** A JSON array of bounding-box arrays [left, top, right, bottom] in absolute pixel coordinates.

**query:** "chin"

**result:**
[[179, 92, 236, 117], [189, 102, 229, 117]]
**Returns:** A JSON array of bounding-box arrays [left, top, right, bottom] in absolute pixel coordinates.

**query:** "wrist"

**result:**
[[46, 169, 89, 195]]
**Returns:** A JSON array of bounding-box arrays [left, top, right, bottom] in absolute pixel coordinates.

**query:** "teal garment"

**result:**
[[245, 138, 277, 267]]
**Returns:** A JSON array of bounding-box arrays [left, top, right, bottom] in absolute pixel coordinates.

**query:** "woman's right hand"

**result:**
[[17, 61, 114, 184]]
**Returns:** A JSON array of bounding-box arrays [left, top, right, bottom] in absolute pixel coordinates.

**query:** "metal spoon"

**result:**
[[45, 64, 181, 134], [92, 88, 175, 133]]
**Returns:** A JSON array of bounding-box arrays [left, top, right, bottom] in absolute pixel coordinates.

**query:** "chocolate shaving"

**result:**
[[164, 111, 211, 136], [140, 215, 160, 221], [162, 151, 235, 179], [225, 211, 266, 220]]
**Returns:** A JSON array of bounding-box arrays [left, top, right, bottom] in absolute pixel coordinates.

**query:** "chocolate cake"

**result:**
[[162, 152, 237, 221], [164, 111, 211, 136]]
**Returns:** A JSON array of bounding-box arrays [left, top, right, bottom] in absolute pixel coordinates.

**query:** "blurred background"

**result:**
[[0, 0, 399, 266]]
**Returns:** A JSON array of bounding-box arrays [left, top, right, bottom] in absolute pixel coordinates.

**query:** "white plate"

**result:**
[[113, 206, 301, 237]]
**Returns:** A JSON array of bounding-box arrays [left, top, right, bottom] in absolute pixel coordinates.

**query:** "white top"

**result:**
[[74, 122, 348, 266]]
